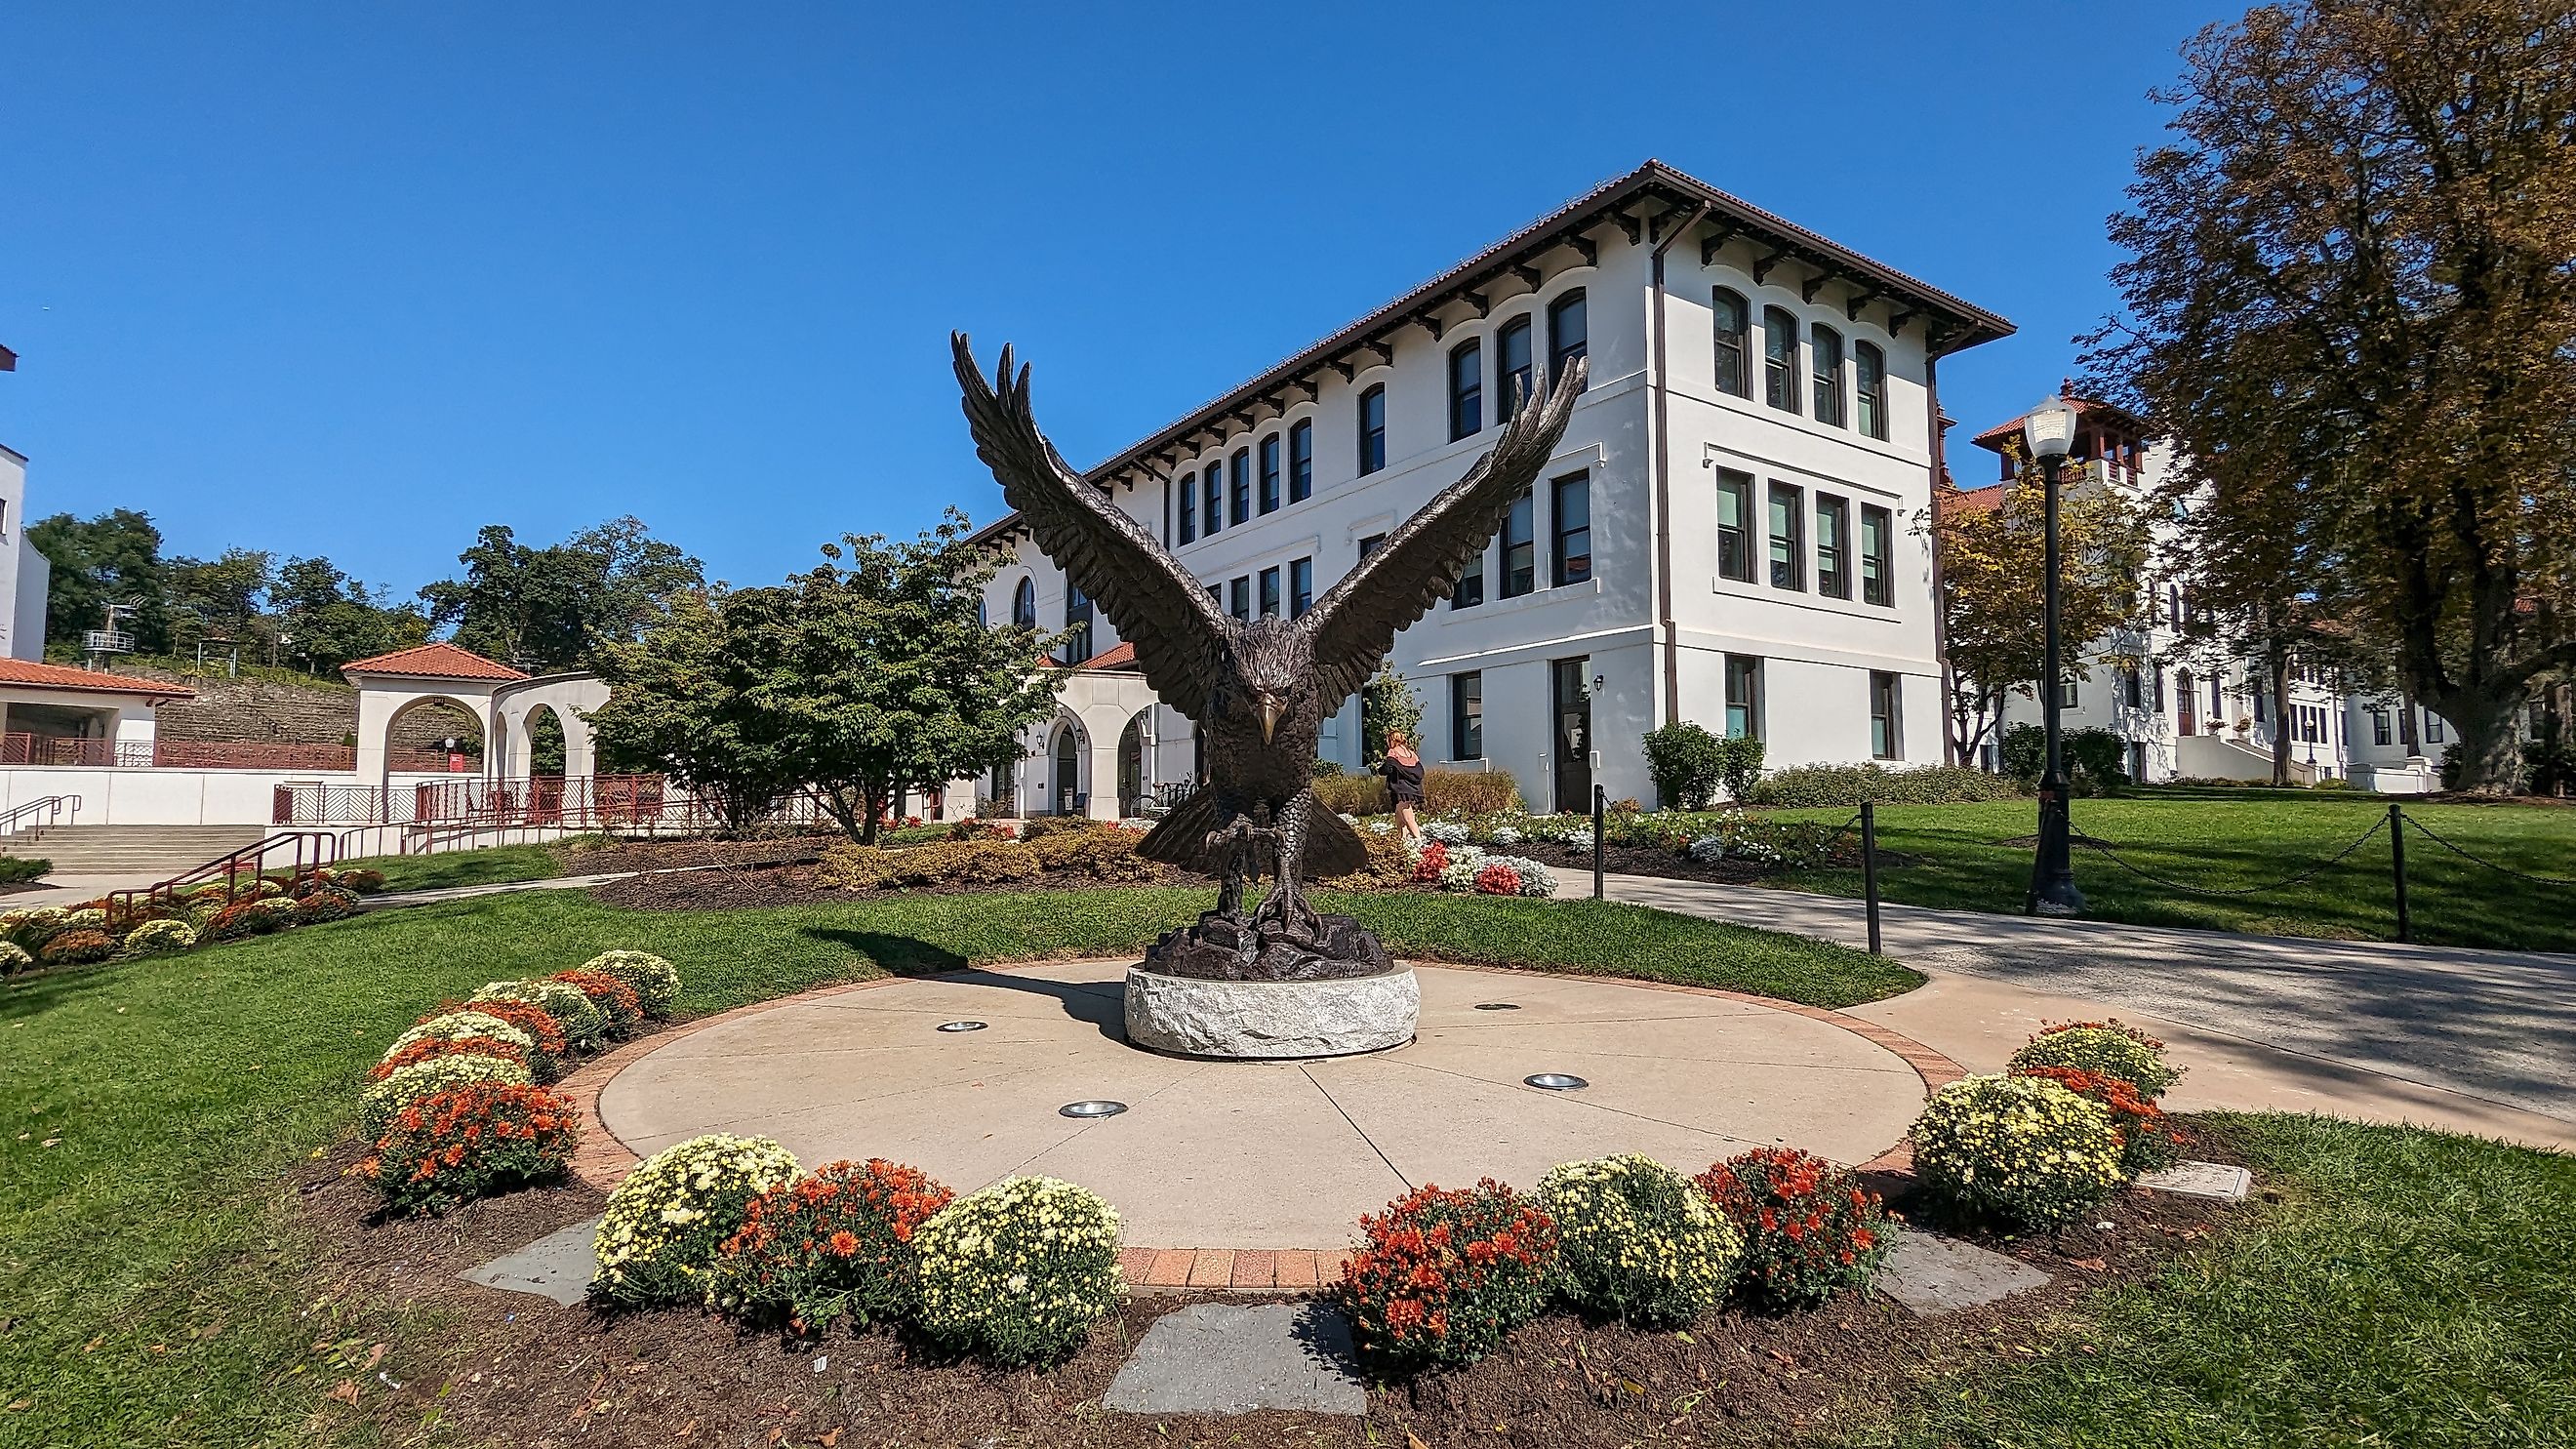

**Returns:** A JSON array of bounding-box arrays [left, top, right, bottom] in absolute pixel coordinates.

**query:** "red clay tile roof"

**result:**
[[341, 642, 528, 682], [1934, 484, 2006, 519], [1041, 641, 1141, 672], [1967, 393, 2151, 451], [0, 659, 195, 698]]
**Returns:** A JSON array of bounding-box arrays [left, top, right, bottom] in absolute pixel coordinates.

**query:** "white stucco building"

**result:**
[[970, 161, 2014, 818]]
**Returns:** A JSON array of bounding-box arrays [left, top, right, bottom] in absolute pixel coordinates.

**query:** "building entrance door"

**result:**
[[1551, 658, 1591, 814], [1053, 728, 1080, 814]]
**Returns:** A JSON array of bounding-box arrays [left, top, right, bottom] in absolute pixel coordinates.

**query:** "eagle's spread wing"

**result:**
[[954, 334, 1233, 720], [1296, 358, 1587, 711]]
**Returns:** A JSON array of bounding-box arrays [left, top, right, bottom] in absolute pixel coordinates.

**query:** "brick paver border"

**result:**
[[553, 958, 1960, 1291]]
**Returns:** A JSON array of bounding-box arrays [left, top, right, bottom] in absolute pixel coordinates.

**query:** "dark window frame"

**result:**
[[1289, 556, 1313, 618], [1496, 315, 1534, 421], [1711, 288, 1750, 398], [1854, 341, 1887, 439], [1227, 576, 1251, 622], [1714, 468, 1754, 583], [1859, 503, 1894, 606], [1723, 655, 1762, 742], [1450, 671, 1483, 761], [1228, 447, 1251, 527], [1763, 306, 1800, 413], [1258, 565, 1281, 619], [1767, 480, 1805, 591], [1356, 385, 1388, 474], [1448, 338, 1483, 441], [1177, 469, 1197, 543], [1500, 489, 1535, 598], [1011, 576, 1036, 629], [1811, 323, 1846, 427], [1258, 434, 1281, 514], [1202, 464, 1223, 536], [1550, 470, 1591, 588], [1869, 671, 1902, 760], [1060, 584, 1094, 665], [1288, 419, 1312, 503], [1816, 493, 1851, 599], [1548, 288, 1588, 390]]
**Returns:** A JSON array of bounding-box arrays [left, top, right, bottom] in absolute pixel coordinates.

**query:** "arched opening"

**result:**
[[386, 697, 485, 773], [1116, 708, 1150, 818], [525, 704, 567, 779], [1052, 723, 1081, 816]]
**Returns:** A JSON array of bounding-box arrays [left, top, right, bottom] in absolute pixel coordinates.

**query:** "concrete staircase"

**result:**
[[0, 825, 274, 878]]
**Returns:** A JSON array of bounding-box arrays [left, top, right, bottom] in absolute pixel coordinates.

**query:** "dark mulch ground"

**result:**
[[556, 836, 839, 878], [312, 1109, 2239, 1449], [585, 861, 1213, 911]]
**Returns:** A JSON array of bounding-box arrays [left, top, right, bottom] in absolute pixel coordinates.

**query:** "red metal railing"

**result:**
[[2, 733, 466, 773], [105, 830, 340, 929]]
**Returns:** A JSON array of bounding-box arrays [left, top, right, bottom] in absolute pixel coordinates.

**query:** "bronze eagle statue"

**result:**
[[954, 333, 1585, 979]]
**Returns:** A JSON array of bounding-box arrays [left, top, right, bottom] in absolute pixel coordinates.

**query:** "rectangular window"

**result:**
[[1289, 556, 1313, 618], [1450, 672, 1483, 760], [1259, 566, 1281, 619], [1859, 503, 1893, 606], [2370, 706, 2392, 745], [1711, 289, 1750, 398], [1815, 494, 1851, 599], [1496, 316, 1533, 420], [1178, 471, 1197, 543], [1207, 584, 1221, 606], [1229, 448, 1251, 527], [1501, 490, 1535, 598], [1357, 385, 1387, 474], [1259, 435, 1281, 514], [1714, 468, 1754, 583], [1228, 576, 1250, 622], [1811, 325, 1846, 427], [1869, 671, 1902, 759], [1449, 340, 1482, 441], [1452, 543, 1484, 609], [2123, 665, 2143, 708], [1550, 471, 1590, 587], [1203, 466, 1223, 537], [1763, 306, 1799, 413], [1288, 420, 1312, 503], [1723, 655, 1762, 741], [2060, 680, 2079, 708], [1358, 532, 1386, 560], [2426, 712, 2444, 743], [1548, 289, 1587, 390], [1855, 342, 1887, 440], [1767, 481, 1804, 590]]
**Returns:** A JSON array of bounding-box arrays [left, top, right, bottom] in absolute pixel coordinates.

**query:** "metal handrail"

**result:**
[[0, 794, 82, 843], [105, 830, 340, 928]]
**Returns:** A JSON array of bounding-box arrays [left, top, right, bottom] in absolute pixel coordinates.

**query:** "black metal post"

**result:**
[[2028, 452, 2086, 916], [1591, 783, 1605, 901], [2390, 800, 2410, 944], [1861, 799, 1882, 955]]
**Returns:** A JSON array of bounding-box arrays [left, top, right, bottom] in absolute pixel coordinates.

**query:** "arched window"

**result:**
[[1855, 342, 1888, 440], [1548, 289, 1587, 390], [1811, 324, 1846, 427], [1495, 315, 1533, 420], [1288, 419, 1313, 503], [1763, 306, 1800, 414], [1711, 289, 1750, 398], [1060, 584, 1093, 665], [1011, 577, 1036, 629], [1448, 339, 1483, 441], [1357, 384, 1387, 474]]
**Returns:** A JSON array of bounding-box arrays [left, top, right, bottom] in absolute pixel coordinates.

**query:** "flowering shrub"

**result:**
[[1438, 852, 1484, 892], [356, 1082, 580, 1215], [1695, 1147, 1887, 1309], [2011, 1065, 2183, 1174], [198, 901, 286, 943], [294, 885, 362, 922], [1561, 827, 1595, 854], [63, 906, 107, 932], [1482, 853, 1557, 897], [1537, 1155, 1741, 1327], [473, 980, 602, 1054], [388, 1009, 535, 1061], [441, 997, 568, 1080], [0, 906, 67, 951], [1490, 825, 1522, 847], [372, 1033, 529, 1079], [581, 949, 681, 1019], [709, 1159, 956, 1332], [592, 1135, 801, 1308], [913, 1175, 1123, 1367], [1341, 1180, 1557, 1375], [1473, 863, 1523, 895], [2006, 1021, 2181, 1099], [117, 919, 198, 956], [1423, 821, 1471, 845], [0, 942, 28, 976], [361, 1053, 531, 1140], [37, 929, 117, 966], [552, 968, 644, 1039], [338, 867, 389, 894], [1410, 841, 1450, 882], [1910, 1073, 2124, 1228]]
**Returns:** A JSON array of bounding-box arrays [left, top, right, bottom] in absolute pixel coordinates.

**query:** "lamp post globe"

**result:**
[[2024, 395, 2085, 916]]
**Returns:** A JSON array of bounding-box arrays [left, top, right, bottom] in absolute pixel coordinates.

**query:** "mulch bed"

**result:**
[[308, 1081, 2244, 1449], [554, 836, 839, 878], [584, 860, 1219, 911]]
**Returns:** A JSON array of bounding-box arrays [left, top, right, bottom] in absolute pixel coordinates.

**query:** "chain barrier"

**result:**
[[2402, 816, 2576, 888], [2073, 816, 2390, 899]]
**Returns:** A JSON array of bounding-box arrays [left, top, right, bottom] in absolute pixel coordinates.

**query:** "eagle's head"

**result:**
[[1218, 621, 1306, 745]]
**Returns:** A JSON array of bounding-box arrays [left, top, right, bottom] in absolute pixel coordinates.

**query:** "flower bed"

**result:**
[[1910, 1073, 2126, 1228], [1342, 1180, 1558, 1375], [355, 1082, 581, 1215], [592, 1135, 802, 1308], [709, 1159, 955, 1333], [0, 866, 388, 976], [913, 1175, 1124, 1367]]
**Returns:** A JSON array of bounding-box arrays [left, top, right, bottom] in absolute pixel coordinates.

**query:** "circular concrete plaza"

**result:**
[[593, 960, 1937, 1251]]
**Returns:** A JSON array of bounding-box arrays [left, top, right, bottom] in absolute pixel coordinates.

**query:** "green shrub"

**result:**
[[2004, 1020, 2181, 1099], [1360, 666, 1425, 759], [1424, 768, 1521, 816], [0, 856, 50, 885], [1642, 721, 1726, 810], [2001, 722, 2130, 795], [914, 1175, 1123, 1366], [1030, 825, 1158, 881], [0, 941, 29, 976], [357, 1082, 580, 1217], [815, 842, 895, 890], [117, 919, 198, 957], [1744, 763, 2026, 807], [1016, 816, 1094, 840], [1695, 1147, 1889, 1309], [1536, 1155, 1741, 1327], [1909, 1074, 2124, 1228], [581, 950, 681, 1019], [0, 906, 68, 950], [1714, 736, 1766, 801], [1312, 772, 1390, 815], [591, 1135, 801, 1308]]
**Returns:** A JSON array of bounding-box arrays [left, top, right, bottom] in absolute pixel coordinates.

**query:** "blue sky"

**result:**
[[0, 2, 2232, 595]]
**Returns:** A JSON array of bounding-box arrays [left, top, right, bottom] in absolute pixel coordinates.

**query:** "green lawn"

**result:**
[[0, 885, 1905, 1446], [1766, 788, 2576, 952], [337, 844, 563, 893], [1862, 1113, 2576, 1448]]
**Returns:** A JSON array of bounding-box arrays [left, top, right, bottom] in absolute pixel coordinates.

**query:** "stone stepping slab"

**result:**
[[459, 1216, 601, 1307], [2137, 1159, 2253, 1201], [1873, 1228, 2050, 1316], [1104, 1303, 1366, 1417]]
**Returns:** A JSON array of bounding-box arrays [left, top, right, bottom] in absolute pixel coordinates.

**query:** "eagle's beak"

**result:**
[[1257, 694, 1284, 745]]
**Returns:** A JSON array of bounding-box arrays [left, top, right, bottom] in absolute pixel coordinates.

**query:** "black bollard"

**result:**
[[2390, 800, 2410, 944], [1862, 799, 1883, 955], [1591, 783, 1606, 901]]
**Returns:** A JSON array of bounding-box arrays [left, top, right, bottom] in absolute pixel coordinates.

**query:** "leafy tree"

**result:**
[[2092, 0, 2576, 790], [589, 588, 802, 830], [418, 517, 703, 673], [1928, 441, 2153, 766], [28, 509, 175, 651], [1359, 667, 1424, 761], [1642, 721, 1726, 810], [270, 556, 430, 672], [1711, 736, 1766, 802], [165, 548, 274, 655]]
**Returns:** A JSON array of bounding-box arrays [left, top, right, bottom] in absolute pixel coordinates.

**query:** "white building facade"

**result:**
[[974, 161, 2012, 817]]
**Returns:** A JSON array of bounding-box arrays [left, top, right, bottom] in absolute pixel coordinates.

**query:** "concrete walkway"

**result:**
[[355, 871, 642, 909], [1576, 870, 2576, 1147]]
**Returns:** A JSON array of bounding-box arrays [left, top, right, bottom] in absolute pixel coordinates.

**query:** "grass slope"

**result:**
[[337, 845, 563, 893], [0, 885, 1907, 1446], [1768, 788, 2576, 951]]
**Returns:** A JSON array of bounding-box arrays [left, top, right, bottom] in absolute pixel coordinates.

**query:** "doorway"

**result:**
[[1052, 726, 1081, 815], [1551, 658, 1591, 814]]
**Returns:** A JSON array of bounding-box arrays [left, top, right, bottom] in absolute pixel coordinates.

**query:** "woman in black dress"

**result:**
[[1375, 730, 1426, 844]]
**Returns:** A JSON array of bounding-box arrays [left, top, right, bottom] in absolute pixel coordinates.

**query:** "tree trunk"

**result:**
[[2427, 686, 2526, 793], [2267, 640, 2292, 787]]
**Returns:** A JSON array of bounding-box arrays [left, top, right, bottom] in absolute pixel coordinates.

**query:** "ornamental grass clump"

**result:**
[[1909, 1073, 2124, 1229], [581, 949, 681, 1019], [912, 1175, 1122, 1367], [360, 1053, 531, 1141], [1695, 1147, 1888, 1309], [1341, 1180, 1558, 1376], [551, 967, 644, 1040], [2010, 1065, 2184, 1174], [591, 1135, 801, 1308], [473, 979, 605, 1054], [2006, 1020, 2182, 1099], [1537, 1155, 1741, 1327], [709, 1159, 956, 1334], [356, 1082, 580, 1216]]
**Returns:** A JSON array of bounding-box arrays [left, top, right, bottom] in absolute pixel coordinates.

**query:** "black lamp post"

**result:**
[[2025, 395, 2085, 916]]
